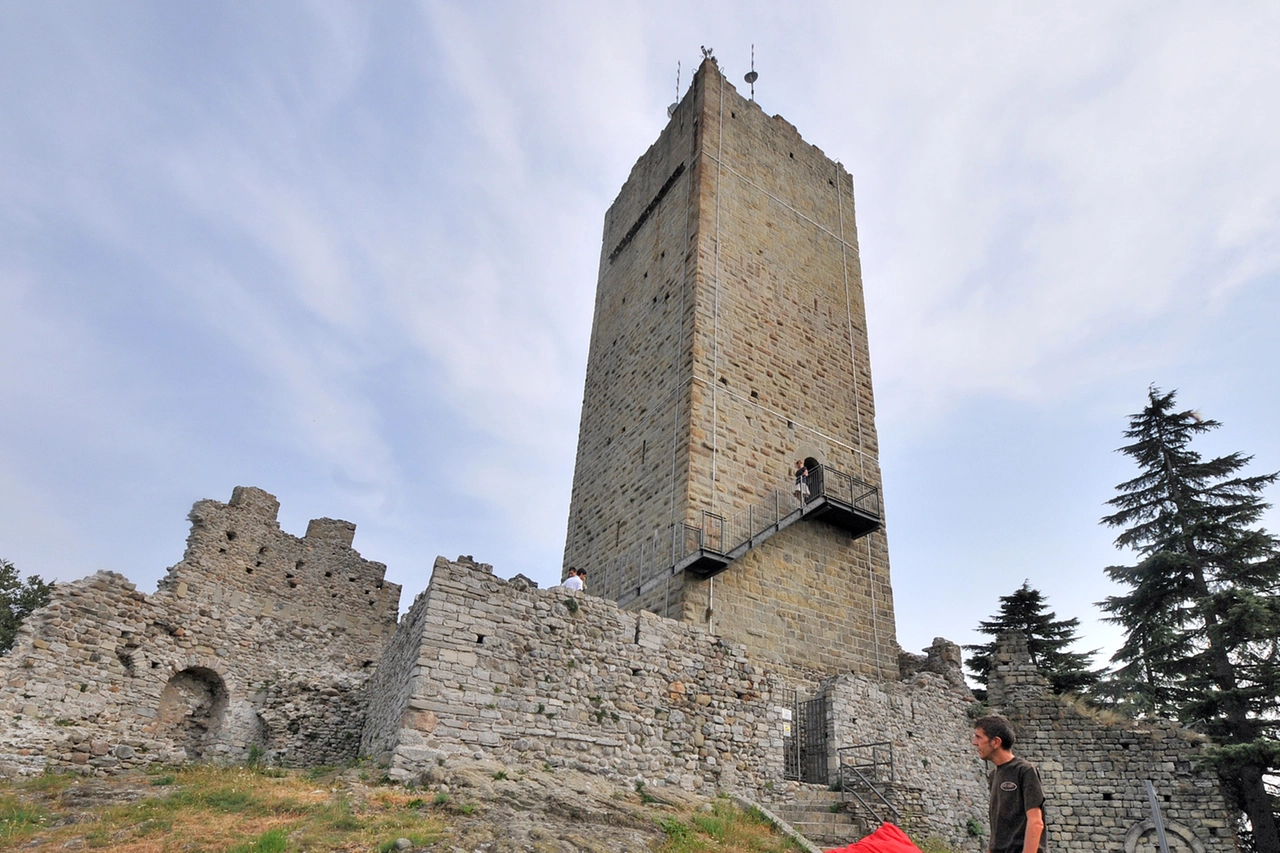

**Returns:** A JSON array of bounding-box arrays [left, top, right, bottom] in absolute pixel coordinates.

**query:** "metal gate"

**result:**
[[784, 693, 830, 784]]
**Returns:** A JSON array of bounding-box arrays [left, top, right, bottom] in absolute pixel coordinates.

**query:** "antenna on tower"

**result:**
[[744, 44, 758, 100], [667, 61, 680, 118]]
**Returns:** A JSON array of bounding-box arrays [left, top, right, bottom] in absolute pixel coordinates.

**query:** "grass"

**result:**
[[653, 798, 807, 853], [0, 764, 822, 853], [0, 764, 447, 852], [1, 793, 48, 844]]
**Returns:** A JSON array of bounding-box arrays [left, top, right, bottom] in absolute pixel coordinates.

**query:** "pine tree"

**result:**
[[1099, 387, 1280, 853], [965, 581, 1100, 696], [0, 558, 54, 653]]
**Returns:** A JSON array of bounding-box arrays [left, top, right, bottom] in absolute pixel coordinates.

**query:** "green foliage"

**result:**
[[659, 816, 690, 840], [692, 811, 728, 839], [0, 793, 47, 842], [1098, 387, 1280, 852], [0, 558, 54, 653], [228, 827, 289, 853], [965, 581, 1100, 695], [635, 779, 658, 804], [965, 816, 985, 837]]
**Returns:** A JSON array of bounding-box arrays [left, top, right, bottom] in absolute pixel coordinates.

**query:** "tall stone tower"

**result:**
[[564, 59, 896, 678]]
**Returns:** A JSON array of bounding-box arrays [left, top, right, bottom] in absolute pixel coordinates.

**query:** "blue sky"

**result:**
[[3, 2, 1278, 667]]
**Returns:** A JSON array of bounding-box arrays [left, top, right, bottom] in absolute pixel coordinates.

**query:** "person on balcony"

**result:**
[[793, 460, 810, 502], [562, 568, 584, 591]]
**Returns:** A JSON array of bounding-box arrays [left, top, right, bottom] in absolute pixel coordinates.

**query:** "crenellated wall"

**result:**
[[0, 487, 401, 775]]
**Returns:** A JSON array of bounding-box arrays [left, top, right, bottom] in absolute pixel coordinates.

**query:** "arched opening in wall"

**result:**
[[155, 667, 229, 760], [803, 456, 823, 501]]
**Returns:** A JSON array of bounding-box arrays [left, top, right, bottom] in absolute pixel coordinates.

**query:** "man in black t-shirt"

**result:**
[[973, 715, 1045, 853]]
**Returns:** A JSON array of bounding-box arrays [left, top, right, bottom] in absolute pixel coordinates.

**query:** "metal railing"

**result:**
[[837, 742, 902, 825], [818, 465, 882, 517], [604, 463, 881, 604]]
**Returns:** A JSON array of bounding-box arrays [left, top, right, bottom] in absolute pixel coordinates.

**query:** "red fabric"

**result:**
[[825, 822, 923, 853]]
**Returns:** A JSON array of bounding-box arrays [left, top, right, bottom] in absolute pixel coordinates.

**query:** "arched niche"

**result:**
[[155, 666, 229, 760], [1123, 819, 1207, 853]]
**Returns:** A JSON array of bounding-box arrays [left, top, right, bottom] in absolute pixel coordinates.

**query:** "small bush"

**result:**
[[693, 812, 728, 839], [659, 816, 689, 840], [228, 827, 288, 853]]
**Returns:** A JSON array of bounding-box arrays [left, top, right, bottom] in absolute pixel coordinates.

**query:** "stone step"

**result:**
[[782, 818, 868, 848]]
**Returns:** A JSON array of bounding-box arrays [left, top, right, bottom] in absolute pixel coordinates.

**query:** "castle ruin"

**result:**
[[0, 58, 1243, 852]]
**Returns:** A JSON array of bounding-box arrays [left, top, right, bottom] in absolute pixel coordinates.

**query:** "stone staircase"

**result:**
[[764, 787, 875, 850]]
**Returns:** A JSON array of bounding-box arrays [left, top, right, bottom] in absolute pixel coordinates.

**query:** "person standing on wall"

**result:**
[[562, 568, 583, 591], [972, 715, 1046, 853]]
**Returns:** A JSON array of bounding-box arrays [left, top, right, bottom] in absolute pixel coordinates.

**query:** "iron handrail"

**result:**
[[842, 765, 903, 826], [838, 741, 901, 825]]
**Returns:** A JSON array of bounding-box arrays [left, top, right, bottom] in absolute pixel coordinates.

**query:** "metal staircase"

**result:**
[[614, 464, 881, 608]]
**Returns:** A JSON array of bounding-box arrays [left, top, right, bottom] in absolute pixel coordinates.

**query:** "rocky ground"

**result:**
[[2, 758, 812, 852]]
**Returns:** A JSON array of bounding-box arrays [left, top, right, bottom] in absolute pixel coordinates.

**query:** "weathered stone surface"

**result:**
[[983, 633, 1237, 853], [0, 487, 401, 776]]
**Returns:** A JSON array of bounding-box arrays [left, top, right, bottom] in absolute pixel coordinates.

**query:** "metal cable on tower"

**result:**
[[744, 44, 758, 100]]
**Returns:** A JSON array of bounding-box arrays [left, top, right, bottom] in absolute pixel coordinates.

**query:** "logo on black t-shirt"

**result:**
[[1000, 781, 1018, 791]]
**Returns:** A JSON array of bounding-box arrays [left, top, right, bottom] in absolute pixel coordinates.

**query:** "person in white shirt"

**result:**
[[562, 567, 584, 591]]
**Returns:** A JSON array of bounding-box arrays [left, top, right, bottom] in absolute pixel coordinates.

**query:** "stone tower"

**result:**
[[564, 59, 895, 678]]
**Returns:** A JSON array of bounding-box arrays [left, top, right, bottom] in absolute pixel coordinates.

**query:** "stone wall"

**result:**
[[825, 651, 988, 850], [0, 487, 401, 775], [0, 489, 1242, 853], [364, 556, 801, 793], [361, 557, 980, 851], [986, 633, 1239, 852]]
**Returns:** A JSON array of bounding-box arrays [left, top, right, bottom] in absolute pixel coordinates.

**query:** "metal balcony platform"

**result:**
[[677, 549, 733, 579]]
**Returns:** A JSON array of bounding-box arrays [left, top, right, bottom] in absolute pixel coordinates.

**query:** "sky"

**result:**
[[3, 2, 1278, 669]]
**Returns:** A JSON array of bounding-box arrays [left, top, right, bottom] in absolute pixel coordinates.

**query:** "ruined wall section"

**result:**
[[360, 574, 444, 763], [988, 634, 1238, 852], [367, 556, 801, 794], [825, 661, 988, 850], [0, 487, 401, 776]]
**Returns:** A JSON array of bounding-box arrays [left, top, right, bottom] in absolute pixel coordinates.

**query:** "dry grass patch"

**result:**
[[654, 798, 807, 853], [0, 765, 446, 852]]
